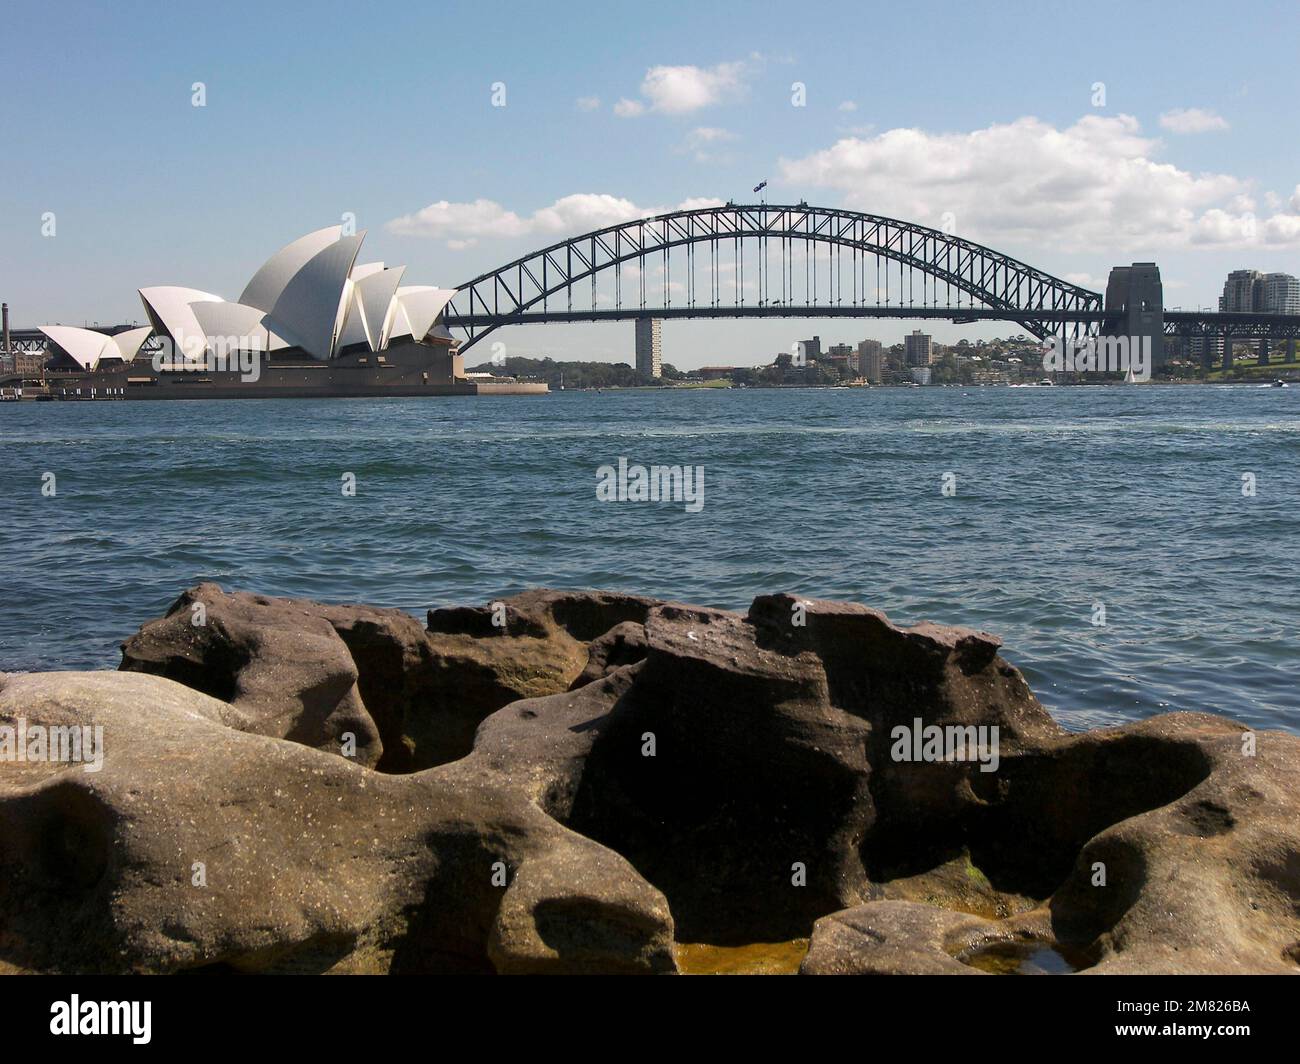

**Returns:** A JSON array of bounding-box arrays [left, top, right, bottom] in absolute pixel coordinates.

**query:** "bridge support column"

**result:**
[[1288, 338, 1296, 364], [1103, 263, 1165, 371], [1258, 337, 1270, 366], [1197, 337, 1212, 372], [1223, 336, 1234, 371]]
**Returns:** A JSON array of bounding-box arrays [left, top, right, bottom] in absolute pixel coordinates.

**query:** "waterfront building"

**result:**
[[635, 318, 663, 378], [905, 329, 933, 367], [1, 348, 54, 378], [38, 226, 459, 372], [20, 226, 545, 399], [1219, 269, 1264, 312], [1210, 270, 1300, 370], [1263, 273, 1300, 314], [798, 335, 822, 363], [1213, 268, 1300, 314], [826, 343, 855, 372], [858, 339, 883, 382]]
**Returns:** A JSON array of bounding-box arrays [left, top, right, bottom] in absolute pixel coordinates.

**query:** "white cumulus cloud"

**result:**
[[386, 193, 725, 244], [778, 113, 1300, 251], [616, 60, 751, 117], [1159, 108, 1229, 134], [386, 198, 531, 241]]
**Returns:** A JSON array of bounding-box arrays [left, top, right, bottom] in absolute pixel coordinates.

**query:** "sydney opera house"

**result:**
[[21, 227, 544, 399]]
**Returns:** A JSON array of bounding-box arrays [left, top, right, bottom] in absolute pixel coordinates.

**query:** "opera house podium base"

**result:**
[[26, 340, 548, 400]]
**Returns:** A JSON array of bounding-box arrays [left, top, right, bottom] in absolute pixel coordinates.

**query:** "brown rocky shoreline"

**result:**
[[1, 583, 1297, 975]]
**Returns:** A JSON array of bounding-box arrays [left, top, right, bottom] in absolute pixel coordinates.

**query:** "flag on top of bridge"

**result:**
[[753, 181, 767, 193]]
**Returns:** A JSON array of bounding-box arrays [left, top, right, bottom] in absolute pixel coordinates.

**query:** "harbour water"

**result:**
[[1, 384, 1296, 735]]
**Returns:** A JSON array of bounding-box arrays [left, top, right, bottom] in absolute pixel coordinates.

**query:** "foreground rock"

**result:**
[[801, 712, 1300, 975], [121, 584, 659, 771], [0, 669, 674, 974], [0, 584, 1296, 975]]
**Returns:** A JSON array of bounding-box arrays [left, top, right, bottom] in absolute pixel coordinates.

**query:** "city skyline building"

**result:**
[[1264, 272, 1300, 314], [905, 329, 933, 367], [858, 339, 883, 383], [1220, 269, 1264, 312], [1218, 268, 1300, 314], [635, 317, 662, 378], [826, 342, 856, 372]]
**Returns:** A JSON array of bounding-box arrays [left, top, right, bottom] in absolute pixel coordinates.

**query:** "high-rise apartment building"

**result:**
[[904, 329, 933, 367], [1218, 269, 1300, 315], [1263, 273, 1300, 314], [1220, 269, 1264, 312], [858, 339, 883, 382], [634, 318, 662, 378]]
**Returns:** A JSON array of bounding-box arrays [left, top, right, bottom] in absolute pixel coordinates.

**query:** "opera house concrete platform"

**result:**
[[21, 341, 546, 401], [7, 225, 547, 400]]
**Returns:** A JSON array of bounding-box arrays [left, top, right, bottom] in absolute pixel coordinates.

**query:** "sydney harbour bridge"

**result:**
[[442, 202, 1300, 370], [6, 204, 1300, 373]]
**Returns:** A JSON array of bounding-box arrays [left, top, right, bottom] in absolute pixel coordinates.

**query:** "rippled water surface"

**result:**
[[1, 385, 1297, 734]]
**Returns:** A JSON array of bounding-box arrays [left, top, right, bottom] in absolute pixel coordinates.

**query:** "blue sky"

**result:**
[[4, 0, 1298, 366]]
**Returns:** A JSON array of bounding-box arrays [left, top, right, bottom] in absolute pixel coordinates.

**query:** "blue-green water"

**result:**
[[1, 385, 1297, 734]]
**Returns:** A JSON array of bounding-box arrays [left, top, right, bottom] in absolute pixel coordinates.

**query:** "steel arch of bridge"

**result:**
[[444, 203, 1104, 352]]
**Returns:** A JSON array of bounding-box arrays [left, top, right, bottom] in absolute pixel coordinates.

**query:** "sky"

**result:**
[[3, 0, 1298, 368]]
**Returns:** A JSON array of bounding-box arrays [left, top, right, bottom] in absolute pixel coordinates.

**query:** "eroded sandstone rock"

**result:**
[[0, 669, 675, 975], [119, 584, 407, 769], [419, 589, 658, 766], [562, 595, 1070, 942], [5, 586, 1297, 975], [120, 584, 659, 771], [801, 713, 1300, 975]]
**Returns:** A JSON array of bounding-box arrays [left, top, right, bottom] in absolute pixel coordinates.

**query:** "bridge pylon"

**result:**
[[1103, 263, 1165, 368]]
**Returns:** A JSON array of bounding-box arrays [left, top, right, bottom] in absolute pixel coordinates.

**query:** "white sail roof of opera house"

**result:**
[[338, 263, 406, 352], [383, 286, 458, 347], [396, 287, 458, 343], [138, 286, 225, 362], [42, 226, 459, 366], [238, 226, 344, 313], [264, 233, 365, 360], [38, 324, 154, 371], [190, 301, 292, 353], [110, 326, 154, 361]]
